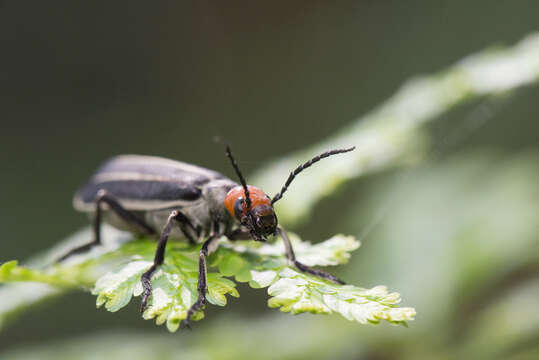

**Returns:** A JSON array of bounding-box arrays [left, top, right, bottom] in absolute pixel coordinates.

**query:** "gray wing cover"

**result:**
[[73, 155, 231, 211]]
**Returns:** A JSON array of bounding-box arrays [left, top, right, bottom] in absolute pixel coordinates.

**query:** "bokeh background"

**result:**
[[1, 1, 539, 359]]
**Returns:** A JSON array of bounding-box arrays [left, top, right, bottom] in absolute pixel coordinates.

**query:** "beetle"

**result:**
[[60, 145, 355, 326]]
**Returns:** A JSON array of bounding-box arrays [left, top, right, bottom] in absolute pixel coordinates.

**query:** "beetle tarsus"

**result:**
[[293, 260, 345, 284], [183, 294, 206, 328], [140, 264, 157, 312], [180, 319, 192, 330]]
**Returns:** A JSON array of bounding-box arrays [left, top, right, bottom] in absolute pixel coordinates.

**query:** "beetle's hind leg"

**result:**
[[278, 226, 345, 285], [57, 190, 155, 262]]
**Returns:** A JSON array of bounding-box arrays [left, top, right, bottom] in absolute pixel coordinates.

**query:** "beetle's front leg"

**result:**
[[278, 226, 345, 284], [140, 210, 179, 312], [183, 234, 220, 328]]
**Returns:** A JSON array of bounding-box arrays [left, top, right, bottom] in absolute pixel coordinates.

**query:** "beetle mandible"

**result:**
[[60, 145, 355, 326]]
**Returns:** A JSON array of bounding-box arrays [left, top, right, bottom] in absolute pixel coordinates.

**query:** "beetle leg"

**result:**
[[278, 226, 345, 285], [57, 190, 155, 262], [182, 234, 220, 328], [140, 210, 179, 312]]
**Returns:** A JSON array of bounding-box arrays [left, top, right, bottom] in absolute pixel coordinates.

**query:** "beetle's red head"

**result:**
[[224, 185, 278, 241], [223, 144, 355, 242]]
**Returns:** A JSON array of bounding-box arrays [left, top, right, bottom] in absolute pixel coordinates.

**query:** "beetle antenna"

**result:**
[[271, 147, 356, 204], [225, 145, 252, 209]]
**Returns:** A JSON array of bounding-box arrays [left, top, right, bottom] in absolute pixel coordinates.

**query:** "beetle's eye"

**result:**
[[234, 198, 245, 220]]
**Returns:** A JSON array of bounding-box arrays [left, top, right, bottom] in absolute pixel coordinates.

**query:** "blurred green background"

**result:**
[[1, 1, 539, 359]]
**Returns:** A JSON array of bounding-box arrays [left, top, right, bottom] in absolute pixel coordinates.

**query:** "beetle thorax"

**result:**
[[224, 185, 278, 240], [224, 185, 270, 219]]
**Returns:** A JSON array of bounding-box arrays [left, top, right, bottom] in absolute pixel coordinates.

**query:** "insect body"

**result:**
[[71, 155, 238, 243], [61, 146, 355, 326]]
